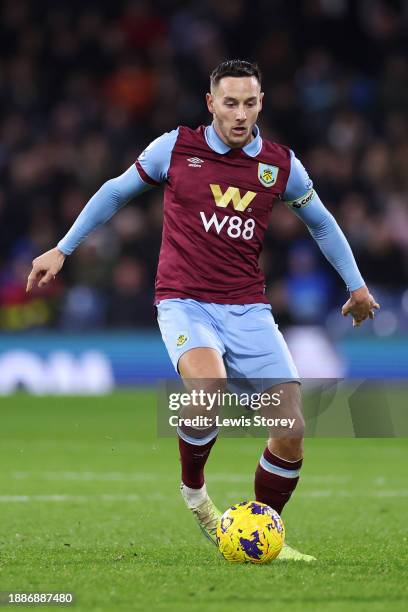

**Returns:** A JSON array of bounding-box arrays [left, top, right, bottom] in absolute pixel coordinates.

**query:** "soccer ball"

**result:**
[[216, 501, 285, 564]]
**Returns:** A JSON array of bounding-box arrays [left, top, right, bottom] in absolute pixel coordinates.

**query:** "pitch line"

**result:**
[[0, 490, 407, 503], [0, 493, 163, 503], [10, 471, 351, 484]]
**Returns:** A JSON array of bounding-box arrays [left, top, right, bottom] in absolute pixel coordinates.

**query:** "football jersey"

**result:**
[[136, 124, 305, 304], [57, 122, 365, 298]]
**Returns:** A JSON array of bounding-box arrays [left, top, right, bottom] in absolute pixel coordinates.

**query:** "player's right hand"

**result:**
[[26, 247, 66, 292]]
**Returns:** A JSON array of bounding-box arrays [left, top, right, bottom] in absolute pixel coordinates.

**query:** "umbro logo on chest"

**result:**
[[187, 157, 204, 168]]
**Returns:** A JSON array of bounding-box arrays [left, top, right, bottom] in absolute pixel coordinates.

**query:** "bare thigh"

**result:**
[[179, 347, 227, 381], [177, 348, 227, 431]]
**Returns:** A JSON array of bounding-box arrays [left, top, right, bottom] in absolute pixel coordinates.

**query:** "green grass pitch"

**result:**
[[0, 391, 407, 611]]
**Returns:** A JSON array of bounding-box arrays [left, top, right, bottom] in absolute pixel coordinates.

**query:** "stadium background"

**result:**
[[0, 0, 407, 387], [1, 3, 407, 611]]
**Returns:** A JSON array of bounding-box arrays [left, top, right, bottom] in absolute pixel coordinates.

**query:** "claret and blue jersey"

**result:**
[[136, 123, 312, 203], [57, 123, 365, 380], [138, 124, 295, 303], [58, 123, 365, 304]]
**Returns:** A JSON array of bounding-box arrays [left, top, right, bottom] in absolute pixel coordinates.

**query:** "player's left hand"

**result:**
[[341, 285, 380, 327]]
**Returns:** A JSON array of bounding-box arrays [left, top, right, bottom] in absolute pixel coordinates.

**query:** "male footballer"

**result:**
[[27, 60, 379, 561]]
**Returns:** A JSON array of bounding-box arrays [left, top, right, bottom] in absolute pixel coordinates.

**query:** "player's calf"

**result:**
[[178, 428, 218, 489], [254, 446, 303, 515], [255, 382, 305, 514], [178, 421, 220, 543]]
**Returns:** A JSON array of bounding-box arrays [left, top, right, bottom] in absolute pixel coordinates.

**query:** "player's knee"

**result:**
[[268, 436, 304, 462], [178, 375, 226, 425], [182, 376, 227, 401], [290, 411, 305, 439]]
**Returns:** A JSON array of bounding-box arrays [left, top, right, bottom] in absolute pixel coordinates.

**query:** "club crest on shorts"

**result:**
[[176, 332, 189, 348], [258, 163, 279, 188]]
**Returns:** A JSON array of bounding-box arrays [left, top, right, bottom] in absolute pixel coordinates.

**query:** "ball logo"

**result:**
[[220, 515, 234, 533], [271, 513, 284, 533]]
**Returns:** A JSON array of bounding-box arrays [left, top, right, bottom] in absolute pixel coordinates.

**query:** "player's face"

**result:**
[[206, 76, 263, 148]]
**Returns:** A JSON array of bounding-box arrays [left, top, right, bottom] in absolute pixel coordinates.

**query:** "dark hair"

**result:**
[[210, 59, 262, 88]]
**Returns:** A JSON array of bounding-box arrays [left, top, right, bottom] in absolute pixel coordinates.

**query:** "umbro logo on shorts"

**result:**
[[187, 157, 204, 168]]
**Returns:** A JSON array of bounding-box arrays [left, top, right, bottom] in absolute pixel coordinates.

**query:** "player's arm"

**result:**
[[283, 151, 380, 327], [26, 129, 178, 292]]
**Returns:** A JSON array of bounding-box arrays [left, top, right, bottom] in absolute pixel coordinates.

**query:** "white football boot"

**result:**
[[180, 483, 221, 545]]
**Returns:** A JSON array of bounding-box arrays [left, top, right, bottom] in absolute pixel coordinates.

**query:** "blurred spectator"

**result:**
[[0, 0, 407, 333], [107, 256, 153, 327], [284, 242, 332, 325], [59, 285, 107, 330]]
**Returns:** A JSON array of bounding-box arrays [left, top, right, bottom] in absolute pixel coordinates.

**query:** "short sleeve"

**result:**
[[135, 128, 179, 185]]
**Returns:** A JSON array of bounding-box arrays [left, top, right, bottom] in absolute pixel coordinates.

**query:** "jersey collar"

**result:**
[[205, 123, 262, 157]]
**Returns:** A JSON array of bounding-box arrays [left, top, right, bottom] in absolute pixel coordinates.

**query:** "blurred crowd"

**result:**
[[1, 0, 407, 334]]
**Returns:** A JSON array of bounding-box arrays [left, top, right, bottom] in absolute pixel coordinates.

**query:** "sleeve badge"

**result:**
[[285, 188, 315, 209]]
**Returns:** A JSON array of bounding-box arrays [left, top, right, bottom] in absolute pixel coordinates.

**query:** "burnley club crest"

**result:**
[[258, 163, 279, 188]]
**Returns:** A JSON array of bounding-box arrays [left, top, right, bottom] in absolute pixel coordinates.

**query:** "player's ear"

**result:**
[[259, 91, 264, 111], [206, 92, 214, 114]]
